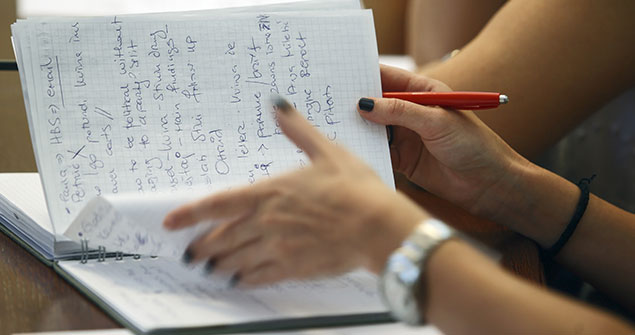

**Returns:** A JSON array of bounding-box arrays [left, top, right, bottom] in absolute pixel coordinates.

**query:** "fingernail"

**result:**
[[358, 98, 374, 112], [271, 93, 293, 114], [181, 249, 193, 264], [204, 258, 216, 274], [228, 273, 241, 288]]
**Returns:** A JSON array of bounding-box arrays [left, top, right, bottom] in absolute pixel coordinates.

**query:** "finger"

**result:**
[[357, 97, 455, 141], [380, 64, 451, 92], [238, 261, 288, 287], [212, 238, 272, 275], [389, 126, 426, 173], [164, 186, 259, 230], [272, 94, 336, 161], [186, 215, 261, 263]]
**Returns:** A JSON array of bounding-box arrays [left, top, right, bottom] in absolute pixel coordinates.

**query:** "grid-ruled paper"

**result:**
[[13, 9, 391, 245], [58, 257, 385, 332]]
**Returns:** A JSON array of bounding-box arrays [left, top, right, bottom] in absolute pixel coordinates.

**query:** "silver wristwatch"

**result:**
[[379, 218, 456, 325]]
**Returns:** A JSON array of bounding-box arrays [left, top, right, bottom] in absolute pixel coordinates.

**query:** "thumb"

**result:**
[[357, 97, 453, 140], [272, 94, 333, 161]]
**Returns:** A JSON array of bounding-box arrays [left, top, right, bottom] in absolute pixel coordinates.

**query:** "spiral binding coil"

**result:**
[[76, 238, 143, 263], [97, 245, 106, 262], [80, 238, 89, 264]]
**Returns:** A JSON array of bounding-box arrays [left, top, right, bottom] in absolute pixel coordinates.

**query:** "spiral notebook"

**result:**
[[2, 0, 397, 334]]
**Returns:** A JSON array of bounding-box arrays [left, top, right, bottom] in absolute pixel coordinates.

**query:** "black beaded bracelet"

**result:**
[[543, 174, 596, 258]]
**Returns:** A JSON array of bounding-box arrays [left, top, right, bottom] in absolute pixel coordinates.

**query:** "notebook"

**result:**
[[14, 323, 443, 335], [3, 0, 397, 333]]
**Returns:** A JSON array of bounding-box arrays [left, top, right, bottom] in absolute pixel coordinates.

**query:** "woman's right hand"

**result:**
[[358, 65, 530, 221]]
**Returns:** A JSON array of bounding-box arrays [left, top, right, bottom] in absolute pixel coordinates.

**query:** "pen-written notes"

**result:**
[[16, 10, 390, 244]]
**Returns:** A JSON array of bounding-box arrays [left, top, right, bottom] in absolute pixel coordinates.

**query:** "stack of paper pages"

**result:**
[[2, 0, 401, 333]]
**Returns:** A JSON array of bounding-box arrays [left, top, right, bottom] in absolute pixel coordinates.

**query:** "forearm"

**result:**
[[423, 0, 635, 158], [425, 240, 634, 334], [483, 160, 635, 311], [406, 0, 505, 65]]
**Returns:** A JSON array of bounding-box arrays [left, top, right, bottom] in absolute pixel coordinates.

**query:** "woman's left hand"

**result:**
[[163, 96, 428, 287]]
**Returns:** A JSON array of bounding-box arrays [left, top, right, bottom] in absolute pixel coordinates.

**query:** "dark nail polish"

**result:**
[[228, 273, 241, 288], [181, 249, 193, 264], [204, 258, 216, 274], [272, 93, 293, 114], [358, 98, 374, 112]]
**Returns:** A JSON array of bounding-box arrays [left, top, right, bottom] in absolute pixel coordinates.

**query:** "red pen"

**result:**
[[382, 91, 508, 110]]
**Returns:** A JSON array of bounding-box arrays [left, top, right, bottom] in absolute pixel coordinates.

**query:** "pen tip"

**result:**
[[499, 94, 509, 104]]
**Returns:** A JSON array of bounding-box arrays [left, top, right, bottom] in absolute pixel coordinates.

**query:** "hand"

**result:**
[[359, 65, 529, 220], [163, 95, 429, 286]]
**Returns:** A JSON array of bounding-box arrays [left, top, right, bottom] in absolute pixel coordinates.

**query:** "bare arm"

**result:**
[[406, 0, 505, 65], [421, 0, 635, 158], [425, 240, 634, 334], [165, 79, 635, 332], [366, 65, 635, 313], [484, 159, 635, 313]]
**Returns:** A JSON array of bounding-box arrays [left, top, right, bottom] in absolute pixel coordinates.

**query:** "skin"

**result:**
[[406, 0, 505, 65], [427, 240, 633, 335], [164, 96, 428, 280], [367, 65, 635, 313], [412, 0, 635, 158], [164, 68, 635, 332]]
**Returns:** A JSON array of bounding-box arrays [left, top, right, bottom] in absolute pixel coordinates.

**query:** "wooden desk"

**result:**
[[0, 175, 543, 334], [0, 232, 119, 335]]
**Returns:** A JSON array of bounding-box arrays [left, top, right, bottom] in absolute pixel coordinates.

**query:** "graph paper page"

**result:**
[[18, 10, 390, 243], [58, 257, 385, 331]]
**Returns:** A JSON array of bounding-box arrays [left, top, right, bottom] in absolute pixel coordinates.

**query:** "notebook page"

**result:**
[[19, 0, 360, 17], [14, 330, 132, 335], [57, 257, 385, 332], [0, 173, 56, 258], [22, 10, 389, 244], [64, 191, 215, 258], [0, 173, 51, 234], [15, 323, 442, 335]]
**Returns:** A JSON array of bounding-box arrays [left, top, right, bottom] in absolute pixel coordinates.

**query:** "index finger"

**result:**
[[164, 185, 260, 230], [273, 94, 338, 162]]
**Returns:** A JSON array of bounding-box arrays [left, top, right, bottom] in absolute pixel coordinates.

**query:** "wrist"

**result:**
[[379, 218, 457, 325], [380, 218, 501, 325], [365, 192, 429, 273], [480, 159, 579, 247], [468, 152, 530, 223]]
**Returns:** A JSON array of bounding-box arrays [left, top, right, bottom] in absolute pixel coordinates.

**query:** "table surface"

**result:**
[[0, 174, 543, 335]]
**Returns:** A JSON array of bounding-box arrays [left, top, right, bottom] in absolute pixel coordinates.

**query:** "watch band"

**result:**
[[380, 218, 500, 325], [380, 218, 455, 325]]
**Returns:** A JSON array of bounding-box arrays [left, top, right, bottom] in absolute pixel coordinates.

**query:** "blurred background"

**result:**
[[0, 0, 411, 172]]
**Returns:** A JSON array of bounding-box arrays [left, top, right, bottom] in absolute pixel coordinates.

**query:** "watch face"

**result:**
[[380, 218, 455, 325], [381, 252, 422, 324]]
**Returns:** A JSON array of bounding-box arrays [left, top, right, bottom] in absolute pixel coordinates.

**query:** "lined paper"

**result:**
[[12, 9, 391, 244]]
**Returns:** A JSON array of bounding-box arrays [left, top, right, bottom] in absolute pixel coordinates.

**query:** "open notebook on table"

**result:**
[[2, 0, 398, 334]]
